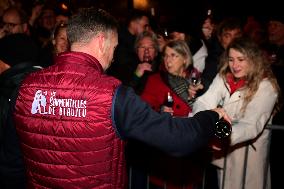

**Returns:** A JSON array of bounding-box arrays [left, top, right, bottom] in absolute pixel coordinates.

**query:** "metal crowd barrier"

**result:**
[[127, 124, 284, 189]]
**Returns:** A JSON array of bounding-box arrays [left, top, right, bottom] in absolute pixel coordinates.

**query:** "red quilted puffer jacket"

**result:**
[[14, 52, 127, 189]]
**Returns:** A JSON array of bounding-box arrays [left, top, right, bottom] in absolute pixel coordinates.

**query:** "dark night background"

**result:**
[[22, 0, 282, 25]]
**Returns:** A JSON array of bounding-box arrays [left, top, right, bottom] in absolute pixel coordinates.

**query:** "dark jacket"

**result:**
[[14, 51, 220, 188], [127, 54, 162, 95], [0, 62, 40, 186], [107, 26, 138, 84], [201, 36, 224, 95]]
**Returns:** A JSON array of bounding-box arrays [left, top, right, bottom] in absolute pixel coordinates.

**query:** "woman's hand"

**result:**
[[161, 106, 174, 116], [188, 83, 204, 99], [211, 107, 232, 124]]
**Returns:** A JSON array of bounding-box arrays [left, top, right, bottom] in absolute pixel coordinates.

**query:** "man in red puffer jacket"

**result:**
[[13, 8, 230, 189]]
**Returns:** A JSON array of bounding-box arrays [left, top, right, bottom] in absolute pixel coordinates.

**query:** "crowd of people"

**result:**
[[0, 1, 283, 189]]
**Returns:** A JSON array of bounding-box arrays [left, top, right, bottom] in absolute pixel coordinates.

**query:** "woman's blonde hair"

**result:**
[[163, 40, 192, 69], [219, 37, 281, 114]]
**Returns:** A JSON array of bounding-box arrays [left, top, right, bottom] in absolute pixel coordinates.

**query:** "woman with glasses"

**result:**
[[141, 40, 195, 117], [138, 40, 205, 189]]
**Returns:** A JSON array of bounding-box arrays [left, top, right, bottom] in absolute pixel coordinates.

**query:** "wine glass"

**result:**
[[188, 69, 201, 86], [187, 69, 201, 101]]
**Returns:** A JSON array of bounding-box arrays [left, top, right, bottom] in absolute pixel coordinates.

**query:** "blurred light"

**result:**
[[207, 9, 212, 16], [164, 29, 168, 37], [61, 3, 68, 10], [151, 7, 155, 16], [133, 0, 148, 10]]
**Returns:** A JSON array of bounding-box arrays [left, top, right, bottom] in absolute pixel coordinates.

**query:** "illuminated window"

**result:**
[[133, 0, 149, 10]]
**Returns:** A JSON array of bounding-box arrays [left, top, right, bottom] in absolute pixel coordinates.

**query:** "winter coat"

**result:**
[[13, 52, 224, 189], [14, 52, 126, 188], [0, 62, 40, 188], [139, 72, 206, 189], [193, 74, 278, 189], [140, 72, 191, 117]]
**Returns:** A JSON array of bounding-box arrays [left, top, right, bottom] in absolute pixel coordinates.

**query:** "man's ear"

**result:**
[[97, 33, 106, 54]]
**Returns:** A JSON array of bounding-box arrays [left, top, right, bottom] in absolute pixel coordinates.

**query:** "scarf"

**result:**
[[164, 72, 191, 106], [226, 73, 246, 94]]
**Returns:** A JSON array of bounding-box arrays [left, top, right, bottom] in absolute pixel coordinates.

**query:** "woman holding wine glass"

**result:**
[[187, 68, 203, 106], [139, 40, 206, 189], [192, 37, 280, 189], [141, 40, 195, 116]]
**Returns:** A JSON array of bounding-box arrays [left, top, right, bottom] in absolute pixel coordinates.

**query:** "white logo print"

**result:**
[[31, 90, 47, 114], [31, 90, 87, 117]]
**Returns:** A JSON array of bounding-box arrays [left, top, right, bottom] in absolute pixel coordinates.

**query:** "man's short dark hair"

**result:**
[[67, 8, 118, 44], [217, 17, 243, 36]]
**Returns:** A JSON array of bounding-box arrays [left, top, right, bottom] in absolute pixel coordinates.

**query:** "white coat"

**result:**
[[193, 40, 208, 73], [192, 74, 278, 189]]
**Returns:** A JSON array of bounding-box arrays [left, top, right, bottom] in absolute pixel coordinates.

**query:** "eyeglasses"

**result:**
[[137, 46, 155, 52], [163, 53, 180, 60], [2, 22, 22, 29]]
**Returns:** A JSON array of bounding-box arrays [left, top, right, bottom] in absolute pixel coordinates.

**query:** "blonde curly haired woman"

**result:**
[[193, 36, 280, 189]]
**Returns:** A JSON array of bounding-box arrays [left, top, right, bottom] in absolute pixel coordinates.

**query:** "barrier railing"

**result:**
[[127, 124, 284, 189]]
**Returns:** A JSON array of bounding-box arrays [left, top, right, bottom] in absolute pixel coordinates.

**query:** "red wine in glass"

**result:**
[[188, 70, 201, 86]]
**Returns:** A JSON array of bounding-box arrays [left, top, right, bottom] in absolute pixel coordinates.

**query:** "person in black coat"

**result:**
[[106, 9, 150, 84], [0, 33, 41, 189]]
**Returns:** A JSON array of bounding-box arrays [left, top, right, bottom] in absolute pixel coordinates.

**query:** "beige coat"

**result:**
[[193, 74, 278, 189]]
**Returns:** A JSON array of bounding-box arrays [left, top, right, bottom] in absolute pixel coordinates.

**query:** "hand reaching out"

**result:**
[[211, 107, 231, 124]]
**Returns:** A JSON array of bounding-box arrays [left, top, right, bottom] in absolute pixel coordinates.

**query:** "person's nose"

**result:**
[[231, 61, 240, 69]]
